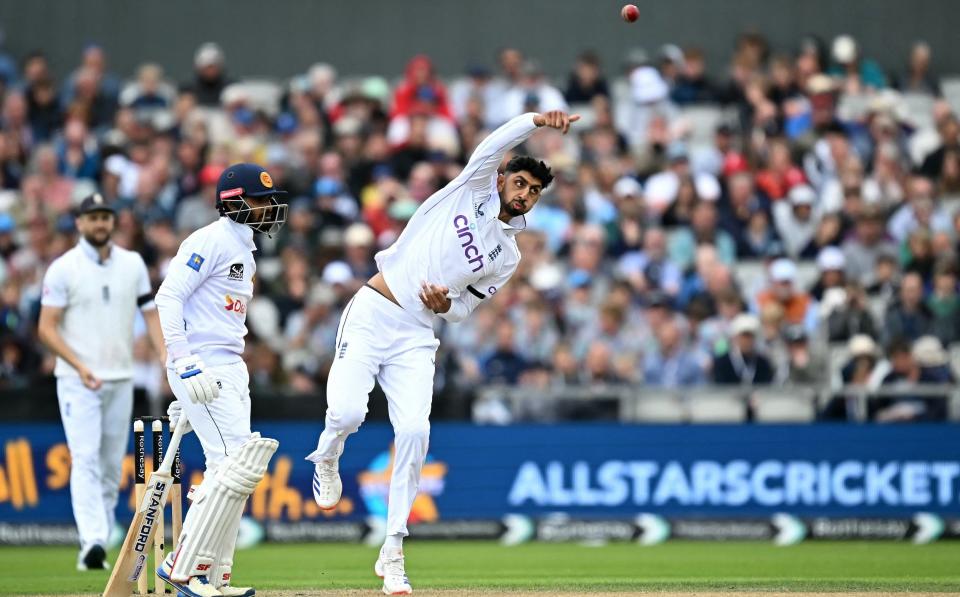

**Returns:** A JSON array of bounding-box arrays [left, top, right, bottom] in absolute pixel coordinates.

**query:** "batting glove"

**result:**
[[173, 355, 219, 404], [166, 399, 192, 435]]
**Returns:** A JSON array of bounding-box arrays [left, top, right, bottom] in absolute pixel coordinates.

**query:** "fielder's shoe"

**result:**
[[76, 544, 110, 571], [310, 445, 342, 510], [374, 546, 412, 595], [157, 554, 222, 597]]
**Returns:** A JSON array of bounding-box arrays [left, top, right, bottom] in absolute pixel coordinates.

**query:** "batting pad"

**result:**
[[171, 435, 278, 581]]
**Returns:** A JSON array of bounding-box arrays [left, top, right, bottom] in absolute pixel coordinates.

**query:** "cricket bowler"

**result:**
[[307, 110, 578, 594]]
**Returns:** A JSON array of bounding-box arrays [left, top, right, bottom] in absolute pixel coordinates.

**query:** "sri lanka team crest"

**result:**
[[357, 444, 447, 523]]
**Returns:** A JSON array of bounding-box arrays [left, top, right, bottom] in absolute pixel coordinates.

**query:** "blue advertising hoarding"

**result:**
[[1, 423, 959, 536]]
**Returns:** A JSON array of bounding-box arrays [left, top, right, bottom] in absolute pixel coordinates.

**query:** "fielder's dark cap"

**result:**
[[217, 163, 288, 202], [78, 193, 115, 215]]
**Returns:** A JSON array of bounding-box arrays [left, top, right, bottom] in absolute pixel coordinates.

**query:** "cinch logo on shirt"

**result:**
[[453, 215, 484, 273], [187, 253, 205, 272], [224, 294, 246, 315]]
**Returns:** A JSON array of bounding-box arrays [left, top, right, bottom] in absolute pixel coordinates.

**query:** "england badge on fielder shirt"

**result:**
[[187, 253, 205, 272]]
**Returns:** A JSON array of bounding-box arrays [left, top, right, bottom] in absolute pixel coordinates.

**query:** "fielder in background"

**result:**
[[307, 111, 577, 595], [37, 193, 166, 571], [154, 163, 287, 597]]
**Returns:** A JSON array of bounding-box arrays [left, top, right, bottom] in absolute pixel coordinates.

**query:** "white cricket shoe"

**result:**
[[309, 445, 342, 510], [375, 546, 412, 595], [157, 553, 222, 597], [218, 585, 255, 597]]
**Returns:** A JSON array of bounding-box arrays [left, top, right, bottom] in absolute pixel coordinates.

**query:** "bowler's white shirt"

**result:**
[[376, 113, 540, 326], [155, 217, 256, 366], [41, 238, 154, 380]]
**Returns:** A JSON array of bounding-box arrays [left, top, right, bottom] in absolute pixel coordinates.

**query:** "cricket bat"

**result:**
[[104, 416, 189, 597]]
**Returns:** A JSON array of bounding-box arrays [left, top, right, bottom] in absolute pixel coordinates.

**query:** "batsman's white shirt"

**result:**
[[155, 217, 256, 367], [375, 112, 540, 325], [155, 217, 257, 470], [41, 238, 154, 380]]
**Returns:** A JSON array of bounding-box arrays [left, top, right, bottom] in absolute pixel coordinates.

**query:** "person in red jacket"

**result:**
[[390, 55, 453, 121]]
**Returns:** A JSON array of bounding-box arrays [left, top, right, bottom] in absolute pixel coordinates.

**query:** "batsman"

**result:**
[[154, 163, 288, 597]]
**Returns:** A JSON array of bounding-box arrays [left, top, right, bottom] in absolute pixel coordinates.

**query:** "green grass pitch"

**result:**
[[1, 541, 959, 594]]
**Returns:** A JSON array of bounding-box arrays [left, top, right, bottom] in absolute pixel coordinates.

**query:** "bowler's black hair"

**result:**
[[504, 156, 554, 189]]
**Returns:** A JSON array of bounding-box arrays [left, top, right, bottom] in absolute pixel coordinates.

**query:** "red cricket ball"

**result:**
[[621, 4, 639, 22]]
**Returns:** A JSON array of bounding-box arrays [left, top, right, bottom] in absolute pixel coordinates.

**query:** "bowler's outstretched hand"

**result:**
[[534, 111, 580, 134]]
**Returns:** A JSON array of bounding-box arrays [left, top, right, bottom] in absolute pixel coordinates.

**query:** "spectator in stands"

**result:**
[[755, 258, 816, 331], [810, 246, 847, 301], [888, 175, 952, 243], [822, 334, 882, 420], [829, 34, 887, 93], [927, 257, 960, 345], [617, 227, 681, 298], [921, 113, 960, 181], [780, 324, 825, 385], [774, 184, 820, 259], [502, 60, 568, 121], [55, 117, 99, 181], [625, 48, 673, 149], [184, 42, 232, 107], [719, 171, 770, 254], [877, 336, 951, 421], [668, 200, 736, 270], [825, 283, 878, 342], [903, 228, 937, 285], [481, 320, 528, 385], [894, 41, 941, 97], [22, 52, 61, 142], [671, 47, 720, 105], [564, 51, 609, 104], [843, 205, 897, 286], [121, 63, 174, 110], [643, 318, 705, 387], [391, 55, 453, 121], [713, 313, 774, 385], [884, 272, 933, 343]]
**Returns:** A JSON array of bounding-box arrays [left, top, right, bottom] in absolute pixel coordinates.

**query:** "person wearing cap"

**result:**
[[821, 333, 883, 420], [37, 193, 165, 571], [153, 163, 287, 597], [773, 184, 821, 259], [307, 110, 578, 595], [875, 336, 952, 422], [781, 324, 825, 385], [184, 42, 232, 107], [810, 246, 847, 300], [712, 313, 775, 385], [756, 258, 816, 331], [828, 34, 888, 92]]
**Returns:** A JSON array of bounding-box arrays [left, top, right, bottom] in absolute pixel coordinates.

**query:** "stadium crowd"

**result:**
[[0, 32, 958, 422]]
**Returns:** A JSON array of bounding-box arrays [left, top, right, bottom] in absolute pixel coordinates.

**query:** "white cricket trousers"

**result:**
[[56, 376, 134, 553], [310, 285, 439, 537], [167, 360, 252, 584], [167, 360, 252, 471]]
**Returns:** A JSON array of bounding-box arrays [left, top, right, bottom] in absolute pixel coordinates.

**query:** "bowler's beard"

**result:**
[[501, 194, 527, 218]]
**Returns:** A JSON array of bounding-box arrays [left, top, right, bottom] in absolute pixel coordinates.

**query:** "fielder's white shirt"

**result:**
[[155, 217, 256, 366], [41, 238, 154, 380], [376, 112, 539, 326]]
